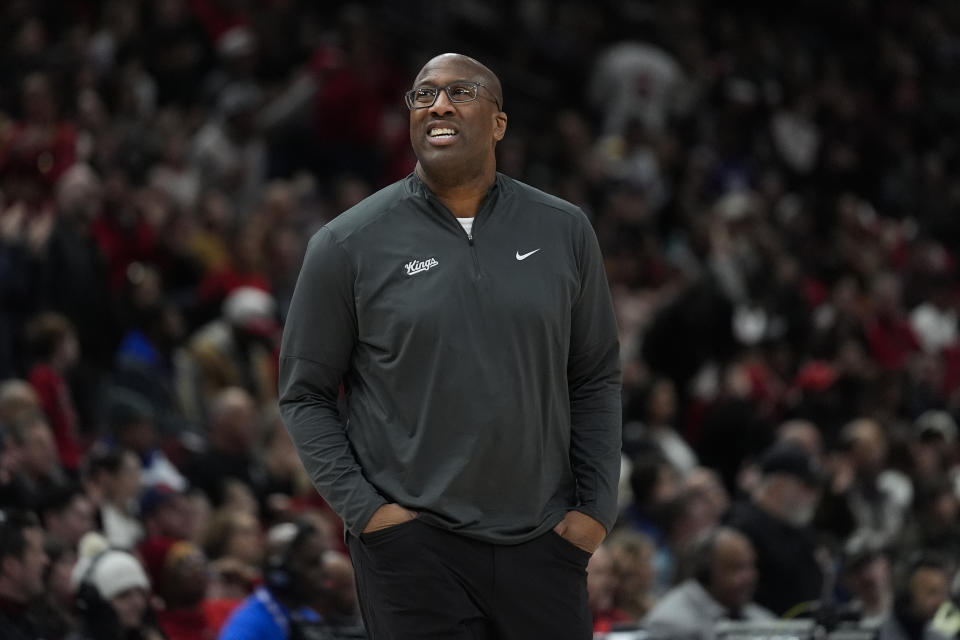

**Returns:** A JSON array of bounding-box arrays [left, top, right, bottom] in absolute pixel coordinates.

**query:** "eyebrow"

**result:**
[[413, 78, 479, 88]]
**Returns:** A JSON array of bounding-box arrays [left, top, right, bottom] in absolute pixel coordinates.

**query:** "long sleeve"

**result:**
[[567, 215, 622, 532], [278, 228, 386, 536]]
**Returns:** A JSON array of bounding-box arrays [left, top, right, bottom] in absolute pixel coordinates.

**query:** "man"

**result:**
[[183, 386, 269, 509], [38, 482, 96, 549], [877, 553, 953, 640], [279, 52, 621, 638], [218, 520, 327, 640], [643, 527, 774, 640], [0, 510, 51, 640], [1, 409, 69, 511], [725, 443, 825, 616], [842, 542, 893, 628]]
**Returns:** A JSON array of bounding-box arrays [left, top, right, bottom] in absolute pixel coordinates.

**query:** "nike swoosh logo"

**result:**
[[516, 249, 541, 261]]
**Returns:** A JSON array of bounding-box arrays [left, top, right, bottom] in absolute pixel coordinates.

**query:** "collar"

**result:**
[[407, 171, 503, 202]]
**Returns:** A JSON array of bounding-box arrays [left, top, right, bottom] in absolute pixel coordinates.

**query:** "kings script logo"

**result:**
[[404, 257, 439, 276]]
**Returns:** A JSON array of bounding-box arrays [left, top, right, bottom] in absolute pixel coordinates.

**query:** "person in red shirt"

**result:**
[[0, 72, 77, 208], [24, 311, 83, 472]]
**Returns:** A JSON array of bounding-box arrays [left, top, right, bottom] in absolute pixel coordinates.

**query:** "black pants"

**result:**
[[347, 519, 592, 639]]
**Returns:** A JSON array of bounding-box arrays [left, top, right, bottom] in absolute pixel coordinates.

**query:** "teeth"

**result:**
[[429, 128, 456, 137]]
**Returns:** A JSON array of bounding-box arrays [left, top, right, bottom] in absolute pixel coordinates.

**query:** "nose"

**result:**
[[429, 89, 456, 116]]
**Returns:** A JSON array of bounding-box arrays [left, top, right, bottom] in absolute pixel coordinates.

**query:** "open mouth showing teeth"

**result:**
[[428, 128, 457, 138]]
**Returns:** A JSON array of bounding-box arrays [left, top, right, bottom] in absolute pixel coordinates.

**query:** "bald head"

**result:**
[[415, 53, 503, 111], [0, 379, 41, 427]]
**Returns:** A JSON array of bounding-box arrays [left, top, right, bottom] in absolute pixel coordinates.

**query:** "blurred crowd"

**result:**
[[2, 0, 960, 638]]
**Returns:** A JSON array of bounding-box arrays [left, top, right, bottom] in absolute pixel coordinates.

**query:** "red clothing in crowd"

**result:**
[[865, 315, 921, 370], [91, 215, 159, 291], [27, 363, 82, 471], [0, 121, 77, 196], [156, 606, 215, 640], [592, 607, 635, 633]]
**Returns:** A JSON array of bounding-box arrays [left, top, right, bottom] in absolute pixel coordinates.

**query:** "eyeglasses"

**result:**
[[405, 82, 501, 111]]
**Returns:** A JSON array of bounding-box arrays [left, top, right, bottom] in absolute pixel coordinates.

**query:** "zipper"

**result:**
[[421, 175, 499, 279], [467, 230, 481, 278]]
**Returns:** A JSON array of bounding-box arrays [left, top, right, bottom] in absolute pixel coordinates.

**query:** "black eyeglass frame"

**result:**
[[405, 81, 502, 112]]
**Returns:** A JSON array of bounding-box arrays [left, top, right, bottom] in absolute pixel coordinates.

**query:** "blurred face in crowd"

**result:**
[[23, 73, 57, 122], [759, 473, 819, 527], [409, 54, 506, 186], [150, 494, 193, 540], [609, 538, 654, 606], [48, 494, 95, 547], [846, 419, 887, 477], [212, 388, 257, 455], [776, 420, 823, 462], [3, 526, 49, 601], [112, 587, 148, 629], [45, 547, 77, 607], [846, 555, 891, 610], [165, 543, 209, 606], [685, 467, 730, 522], [783, 477, 819, 527], [708, 530, 758, 613], [225, 511, 264, 565], [21, 419, 58, 478], [647, 379, 677, 425], [320, 550, 359, 616], [909, 567, 949, 621], [289, 530, 326, 605], [586, 545, 617, 614], [113, 450, 143, 505]]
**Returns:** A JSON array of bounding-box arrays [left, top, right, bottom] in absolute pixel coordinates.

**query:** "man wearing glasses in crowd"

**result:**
[[279, 53, 621, 639]]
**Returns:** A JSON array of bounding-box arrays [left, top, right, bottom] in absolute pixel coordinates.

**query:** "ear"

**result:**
[[492, 111, 507, 142]]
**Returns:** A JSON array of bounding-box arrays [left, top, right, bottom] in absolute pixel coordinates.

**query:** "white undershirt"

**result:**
[[457, 217, 474, 236]]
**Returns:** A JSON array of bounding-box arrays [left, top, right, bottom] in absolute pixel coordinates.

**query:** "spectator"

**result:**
[[191, 81, 266, 216], [105, 387, 187, 492], [70, 531, 164, 640], [202, 507, 264, 586], [38, 537, 78, 640], [183, 387, 269, 510], [841, 542, 894, 628], [150, 540, 219, 640], [644, 527, 774, 640], [619, 449, 682, 595], [587, 543, 635, 634], [817, 418, 912, 551], [896, 480, 960, 560], [24, 311, 83, 471], [38, 483, 95, 549], [0, 379, 41, 428], [1, 409, 68, 511], [0, 72, 77, 206], [138, 484, 193, 545], [181, 289, 278, 420], [726, 443, 825, 616], [218, 520, 328, 640], [83, 446, 144, 550], [0, 509, 51, 639], [877, 553, 954, 640], [605, 529, 657, 620], [316, 549, 365, 637]]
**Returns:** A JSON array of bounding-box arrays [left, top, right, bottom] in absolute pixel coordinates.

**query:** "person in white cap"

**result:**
[[69, 532, 164, 640]]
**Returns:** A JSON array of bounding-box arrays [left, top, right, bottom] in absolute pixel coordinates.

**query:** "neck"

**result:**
[[416, 161, 496, 218]]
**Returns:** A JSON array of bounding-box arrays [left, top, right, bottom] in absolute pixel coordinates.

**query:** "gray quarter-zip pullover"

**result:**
[[278, 172, 621, 543]]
